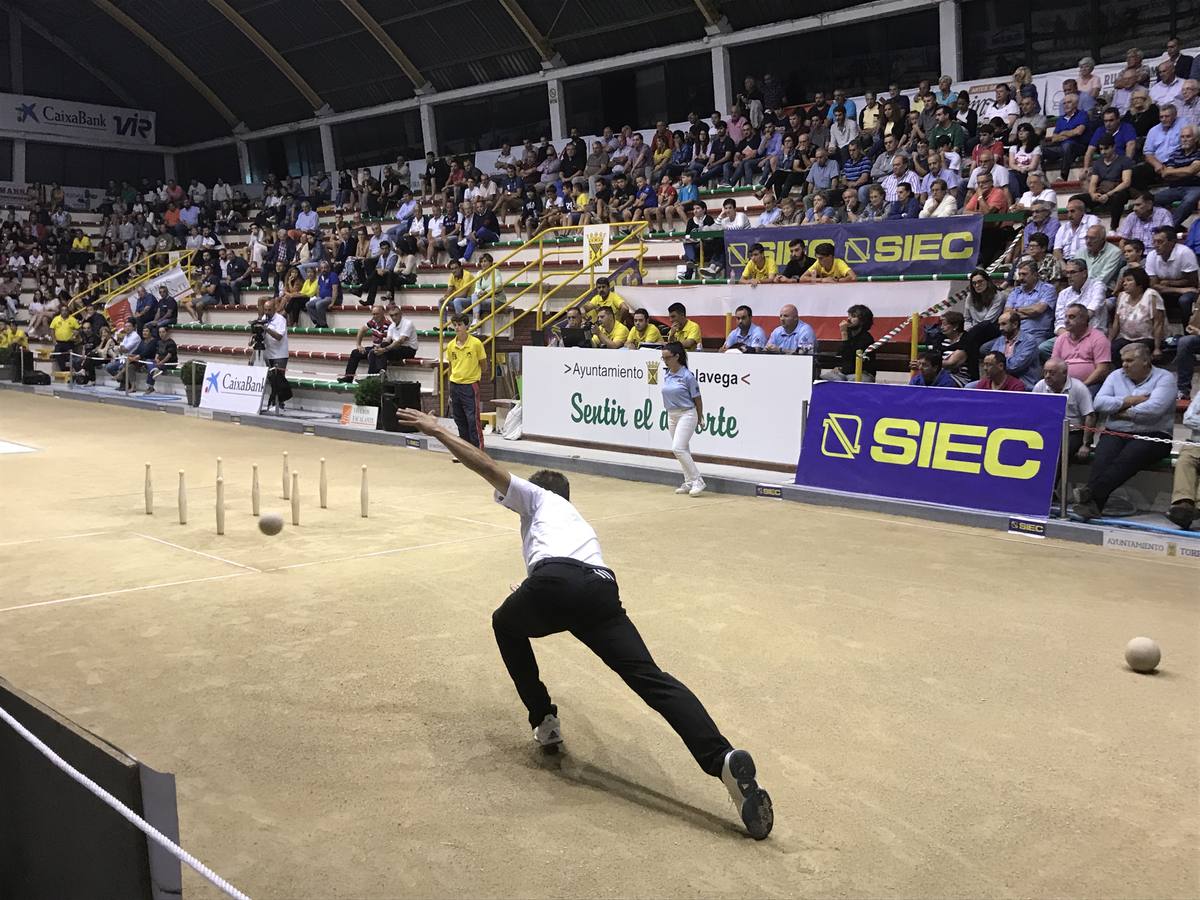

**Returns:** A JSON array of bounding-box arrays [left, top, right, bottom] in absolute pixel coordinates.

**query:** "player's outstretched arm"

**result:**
[[395, 408, 511, 494]]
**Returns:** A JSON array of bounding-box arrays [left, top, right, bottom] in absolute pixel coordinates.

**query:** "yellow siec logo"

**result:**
[[820, 415, 1043, 480], [730, 232, 977, 268]]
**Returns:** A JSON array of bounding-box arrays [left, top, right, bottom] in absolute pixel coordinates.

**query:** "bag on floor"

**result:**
[[23, 371, 51, 385]]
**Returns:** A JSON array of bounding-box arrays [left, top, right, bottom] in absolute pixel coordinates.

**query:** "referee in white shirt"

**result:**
[[395, 407, 774, 840]]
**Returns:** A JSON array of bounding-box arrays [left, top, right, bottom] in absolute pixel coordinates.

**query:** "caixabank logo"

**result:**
[[819, 411, 1045, 479]]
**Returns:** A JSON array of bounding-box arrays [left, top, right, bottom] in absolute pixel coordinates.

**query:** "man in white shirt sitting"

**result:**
[[368, 305, 418, 373], [1033, 356, 1095, 460], [394, 407, 775, 842]]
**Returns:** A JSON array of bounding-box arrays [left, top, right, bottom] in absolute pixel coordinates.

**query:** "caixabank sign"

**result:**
[[795, 382, 1065, 517], [724, 218, 982, 277], [2, 92, 156, 146]]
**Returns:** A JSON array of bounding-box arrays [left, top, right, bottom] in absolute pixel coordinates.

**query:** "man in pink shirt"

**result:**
[[1051, 302, 1112, 393]]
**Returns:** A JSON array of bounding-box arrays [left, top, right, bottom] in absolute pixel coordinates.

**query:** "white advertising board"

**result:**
[[1, 92, 156, 146], [198, 363, 267, 415], [521, 347, 813, 467]]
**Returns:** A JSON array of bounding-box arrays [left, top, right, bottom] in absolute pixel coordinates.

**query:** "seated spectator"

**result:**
[[1007, 123, 1043, 197], [1179, 78, 1200, 130], [143, 325, 177, 394], [800, 243, 856, 282], [625, 308, 664, 349], [366, 241, 399, 306], [1083, 107, 1139, 172], [1150, 124, 1200, 228], [1041, 93, 1089, 180], [369, 306, 418, 372], [738, 243, 777, 284], [762, 136, 805, 199], [802, 191, 838, 225], [886, 183, 921, 219], [682, 205, 723, 279], [547, 305, 592, 348], [295, 201, 319, 233], [773, 238, 813, 283], [104, 321, 143, 382], [1053, 261, 1110, 357], [721, 304, 767, 353], [1109, 266, 1165, 363], [1074, 343, 1175, 520], [965, 170, 1009, 214], [1082, 223, 1124, 291], [584, 276, 631, 322], [967, 149, 1012, 200], [1146, 225, 1198, 323], [1134, 103, 1182, 191], [591, 306, 629, 349], [338, 304, 389, 383], [841, 188, 865, 221], [805, 147, 839, 199], [305, 260, 341, 329], [1012, 233, 1061, 291], [700, 122, 736, 187], [823, 305, 875, 382], [881, 155, 921, 203], [1053, 196, 1103, 263], [1119, 194, 1174, 248], [860, 185, 890, 221], [966, 350, 1027, 391], [1152, 58, 1184, 108], [1113, 49, 1153, 114], [1167, 393, 1200, 529], [1006, 260, 1056, 342], [928, 310, 972, 385], [755, 192, 782, 227], [920, 178, 958, 217], [1033, 357, 1095, 460], [1086, 136, 1136, 230], [985, 310, 1041, 388], [909, 350, 957, 387], [765, 304, 815, 355], [1173, 297, 1200, 401], [1014, 94, 1048, 136], [665, 302, 702, 350], [120, 325, 158, 389], [462, 204, 501, 261]]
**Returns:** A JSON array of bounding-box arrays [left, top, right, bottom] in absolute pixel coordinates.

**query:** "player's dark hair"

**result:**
[[921, 350, 943, 369], [667, 301, 686, 316], [664, 340, 688, 368], [530, 469, 570, 500], [847, 304, 874, 331]]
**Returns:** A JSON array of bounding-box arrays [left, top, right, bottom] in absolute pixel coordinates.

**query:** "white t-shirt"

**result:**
[[386, 317, 417, 350], [1146, 243, 1199, 281], [1033, 376, 1095, 425], [495, 475, 606, 573], [967, 164, 1011, 189], [264, 312, 288, 359], [985, 99, 1020, 124]]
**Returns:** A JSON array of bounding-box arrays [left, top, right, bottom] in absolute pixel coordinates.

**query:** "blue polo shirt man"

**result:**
[[723, 306, 768, 352], [1005, 265, 1056, 341], [766, 305, 816, 354]]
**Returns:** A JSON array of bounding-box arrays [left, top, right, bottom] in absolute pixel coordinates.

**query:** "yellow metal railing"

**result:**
[[436, 222, 648, 414], [67, 249, 197, 310]]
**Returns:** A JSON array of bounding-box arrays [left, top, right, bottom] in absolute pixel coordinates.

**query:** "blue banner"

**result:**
[[795, 383, 1066, 517], [724, 217, 983, 277]]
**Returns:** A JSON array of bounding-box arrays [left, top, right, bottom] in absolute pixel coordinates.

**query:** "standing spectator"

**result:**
[[445, 314, 487, 449], [1109, 266, 1166, 363], [1074, 344, 1175, 520], [967, 351, 1027, 391], [1167, 393, 1200, 529], [1033, 358, 1095, 461], [659, 341, 705, 496], [1052, 302, 1113, 394], [49, 306, 80, 371], [259, 297, 290, 415]]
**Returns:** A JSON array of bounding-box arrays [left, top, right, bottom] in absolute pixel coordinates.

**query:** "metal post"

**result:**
[[910, 312, 920, 364], [1059, 418, 1071, 518], [854, 351, 864, 383]]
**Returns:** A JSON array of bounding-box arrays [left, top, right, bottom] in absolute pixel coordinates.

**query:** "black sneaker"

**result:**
[[721, 749, 773, 840], [1167, 503, 1197, 530]]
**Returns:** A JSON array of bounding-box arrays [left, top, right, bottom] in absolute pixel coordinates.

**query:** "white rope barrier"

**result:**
[[0, 702, 252, 900]]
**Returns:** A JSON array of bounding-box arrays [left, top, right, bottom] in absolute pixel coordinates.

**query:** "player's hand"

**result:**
[[396, 408, 440, 434]]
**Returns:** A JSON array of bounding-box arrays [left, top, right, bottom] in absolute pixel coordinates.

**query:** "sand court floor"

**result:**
[[1, 391, 1197, 899]]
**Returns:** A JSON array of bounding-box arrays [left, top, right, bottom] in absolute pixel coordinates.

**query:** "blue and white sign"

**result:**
[[1, 92, 157, 146], [198, 363, 267, 415]]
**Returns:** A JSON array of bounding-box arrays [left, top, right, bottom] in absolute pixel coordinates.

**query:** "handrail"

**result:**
[[67, 249, 197, 310], [435, 221, 647, 414]]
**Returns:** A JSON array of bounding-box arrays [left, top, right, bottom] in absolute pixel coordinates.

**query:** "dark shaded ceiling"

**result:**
[[11, 0, 804, 146]]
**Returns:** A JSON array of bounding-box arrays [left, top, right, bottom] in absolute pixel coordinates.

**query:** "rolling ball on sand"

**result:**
[[1124, 637, 1161, 674], [258, 513, 285, 536]]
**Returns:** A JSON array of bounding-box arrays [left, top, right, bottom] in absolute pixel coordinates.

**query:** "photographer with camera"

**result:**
[[247, 297, 291, 414]]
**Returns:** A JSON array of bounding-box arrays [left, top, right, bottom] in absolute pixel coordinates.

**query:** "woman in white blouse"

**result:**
[[1109, 266, 1165, 364]]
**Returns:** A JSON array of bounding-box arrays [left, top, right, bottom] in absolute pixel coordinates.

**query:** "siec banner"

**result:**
[[522, 346, 813, 467], [723, 217, 982, 277], [794, 382, 1066, 517], [1, 92, 156, 146], [198, 363, 267, 415]]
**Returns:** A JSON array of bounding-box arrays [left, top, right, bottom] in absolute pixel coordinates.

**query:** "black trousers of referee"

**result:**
[[492, 557, 733, 777]]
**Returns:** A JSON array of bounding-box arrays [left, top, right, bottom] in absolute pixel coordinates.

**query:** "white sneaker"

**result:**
[[675, 482, 691, 494], [689, 480, 706, 497], [533, 713, 563, 754], [721, 749, 773, 840]]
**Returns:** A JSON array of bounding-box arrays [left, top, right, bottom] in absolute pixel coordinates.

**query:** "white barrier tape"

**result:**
[[0, 703, 252, 900]]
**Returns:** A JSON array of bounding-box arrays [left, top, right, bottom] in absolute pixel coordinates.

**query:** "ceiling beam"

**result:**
[[206, 0, 329, 112], [88, 0, 242, 128], [693, 0, 732, 35], [2, 1, 140, 108], [337, 0, 432, 93], [495, 0, 562, 68]]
